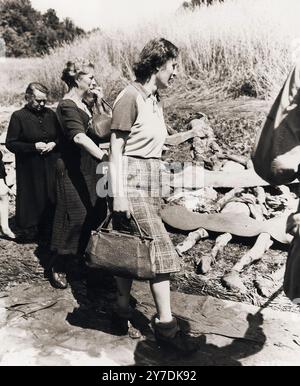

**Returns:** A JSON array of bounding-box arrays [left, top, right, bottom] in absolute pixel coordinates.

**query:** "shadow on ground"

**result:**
[[65, 267, 267, 366], [1, 257, 299, 365]]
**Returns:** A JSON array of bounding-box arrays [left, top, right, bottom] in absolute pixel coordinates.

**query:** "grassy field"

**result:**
[[1, 0, 299, 157], [1, 0, 300, 310], [0, 57, 43, 105], [1, 0, 300, 107]]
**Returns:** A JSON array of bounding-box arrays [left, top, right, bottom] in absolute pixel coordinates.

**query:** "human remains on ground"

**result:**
[[161, 115, 298, 294]]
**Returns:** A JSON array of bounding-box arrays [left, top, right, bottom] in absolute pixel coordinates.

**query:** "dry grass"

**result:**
[[1, 0, 300, 106], [0, 57, 43, 105]]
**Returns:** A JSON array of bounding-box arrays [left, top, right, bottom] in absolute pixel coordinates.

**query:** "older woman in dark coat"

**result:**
[[6, 82, 60, 241]]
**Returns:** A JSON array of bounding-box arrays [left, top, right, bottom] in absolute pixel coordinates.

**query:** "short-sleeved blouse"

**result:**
[[111, 82, 167, 159], [56, 99, 96, 175]]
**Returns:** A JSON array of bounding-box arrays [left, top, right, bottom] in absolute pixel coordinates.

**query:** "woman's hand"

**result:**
[[113, 196, 131, 219], [98, 149, 108, 162], [272, 146, 300, 181], [90, 87, 104, 102], [35, 142, 47, 153], [286, 212, 300, 237], [41, 142, 56, 154]]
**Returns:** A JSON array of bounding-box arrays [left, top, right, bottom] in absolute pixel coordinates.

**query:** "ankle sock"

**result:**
[[154, 317, 179, 339]]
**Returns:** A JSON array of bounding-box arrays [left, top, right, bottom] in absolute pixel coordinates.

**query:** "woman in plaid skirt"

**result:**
[[109, 39, 196, 352]]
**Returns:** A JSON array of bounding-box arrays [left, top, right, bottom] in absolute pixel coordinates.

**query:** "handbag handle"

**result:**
[[99, 212, 150, 240], [100, 212, 113, 229]]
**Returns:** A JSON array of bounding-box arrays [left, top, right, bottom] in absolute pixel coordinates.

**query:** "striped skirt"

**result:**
[[117, 156, 181, 275], [51, 158, 107, 256]]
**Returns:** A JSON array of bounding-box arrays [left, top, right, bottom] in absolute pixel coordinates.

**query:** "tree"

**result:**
[[43, 8, 60, 29], [0, 0, 86, 57], [0, 37, 5, 57], [182, 0, 224, 9], [1, 26, 32, 57]]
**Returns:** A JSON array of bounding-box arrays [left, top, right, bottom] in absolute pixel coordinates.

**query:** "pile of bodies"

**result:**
[[161, 116, 299, 295]]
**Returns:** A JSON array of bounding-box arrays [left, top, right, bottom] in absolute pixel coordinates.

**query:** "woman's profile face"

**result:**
[[156, 58, 178, 90], [76, 72, 94, 93]]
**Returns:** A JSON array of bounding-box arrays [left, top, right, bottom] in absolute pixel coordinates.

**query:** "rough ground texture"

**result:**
[[0, 97, 300, 365], [1, 280, 300, 366]]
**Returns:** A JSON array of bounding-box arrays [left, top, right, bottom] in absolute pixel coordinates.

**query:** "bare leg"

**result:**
[[232, 233, 273, 272], [149, 274, 199, 352], [0, 181, 15, 239], [115, 276, 133, 311], [222, 233, 273, 293], [115, 275, 174, 322], [150, 274, 173, 323], [176, 228, 208, 256], [113, 276, 142, 339], [198, 233, 232, 274], [254, 266, 285, 297]]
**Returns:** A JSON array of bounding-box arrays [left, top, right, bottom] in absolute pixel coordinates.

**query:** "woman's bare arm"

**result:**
[[73, 133, 106, 160], [109, 130, 130, 216]]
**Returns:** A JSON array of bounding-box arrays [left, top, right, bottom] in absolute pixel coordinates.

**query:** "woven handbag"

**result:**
[[85, 213, 156, 280]]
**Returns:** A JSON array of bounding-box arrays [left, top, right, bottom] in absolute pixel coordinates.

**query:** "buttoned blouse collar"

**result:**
[[132, 82, 161, 102]]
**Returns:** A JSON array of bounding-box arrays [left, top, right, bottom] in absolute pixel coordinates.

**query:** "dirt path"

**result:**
[[1, 280, 300, 366], [1, 99, 300, 365]]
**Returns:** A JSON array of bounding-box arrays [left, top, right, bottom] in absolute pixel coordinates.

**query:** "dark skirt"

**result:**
[[119, 156, 181, 274], [15, 152, 59, 229], [51, 158, 107, 256]]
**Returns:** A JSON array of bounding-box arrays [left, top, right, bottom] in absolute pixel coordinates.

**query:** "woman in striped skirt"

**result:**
[[50, 61, 107, 289]]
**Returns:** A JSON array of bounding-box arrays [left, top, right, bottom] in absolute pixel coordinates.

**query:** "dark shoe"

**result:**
[[49, 266, 68, 289], [16, 232, 38, 243], [20, 226, 38, 242], [153, 317, 198, 354], [111, 305, 142, 339]]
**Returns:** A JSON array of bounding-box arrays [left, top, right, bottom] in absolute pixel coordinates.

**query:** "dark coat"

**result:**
[[6, 105, 60, 228]]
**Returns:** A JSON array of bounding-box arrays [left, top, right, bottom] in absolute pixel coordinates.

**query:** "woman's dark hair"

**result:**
[[133, 38, 179, 83], [61, 60, 95, 89], [25, 82, 49, 96]]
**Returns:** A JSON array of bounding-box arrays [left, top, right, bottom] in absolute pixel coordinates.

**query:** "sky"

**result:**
[[30, 0, 185, 31]]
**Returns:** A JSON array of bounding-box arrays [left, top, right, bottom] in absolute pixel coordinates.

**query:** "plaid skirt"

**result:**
[[120, 156, 181, 275]]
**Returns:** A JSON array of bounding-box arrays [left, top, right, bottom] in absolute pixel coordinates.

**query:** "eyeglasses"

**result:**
[[35, 99, 47, 105]]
